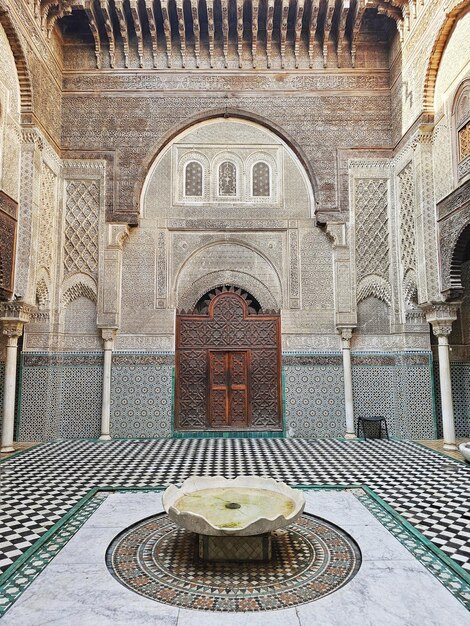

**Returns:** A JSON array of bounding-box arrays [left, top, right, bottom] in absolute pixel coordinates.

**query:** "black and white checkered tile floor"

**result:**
[[0, 438, 469, 575]]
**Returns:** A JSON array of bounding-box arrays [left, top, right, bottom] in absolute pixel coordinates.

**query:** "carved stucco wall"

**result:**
[[4, 2, 468, 440], [0, 21, 20, 202], [118, 118, 336, 352], [432, 12, 470, 203]]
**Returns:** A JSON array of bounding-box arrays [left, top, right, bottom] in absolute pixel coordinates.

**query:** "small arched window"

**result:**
[[459, 121, 470, 162], [453, 82, 470, 182], [218, 161, 237, 196], [184, 161, 203, 197], [252, 162, 270, 197]]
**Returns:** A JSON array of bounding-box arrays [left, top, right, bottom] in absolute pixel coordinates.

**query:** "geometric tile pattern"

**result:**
[[0, 438, 468, 579], [352, 487, 470, 610], [434, 363, 470, 438], [15, 352, 437, 440], [111, 362, 173, 438], [284, 365, 345, 438], [106, 512, 361, 611], [0, 491, 108, 616], [18, 357, 102, 441], [352, 362, 434, 439], [284, 355, 434, 440]]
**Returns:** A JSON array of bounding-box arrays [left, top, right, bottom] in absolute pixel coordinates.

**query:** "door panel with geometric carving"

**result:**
[[175, 288, 282, 431], [209, 351, 249, 428]]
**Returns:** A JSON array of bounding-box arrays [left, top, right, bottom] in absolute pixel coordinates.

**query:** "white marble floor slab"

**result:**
[[2, 491, 468, 626]]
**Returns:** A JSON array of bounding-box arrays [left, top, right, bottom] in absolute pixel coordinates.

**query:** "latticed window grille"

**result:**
[[218, 161, 237, 196], [252, 162, 270, 197], [458, 121, 470, 161], [184, 161, 203, 196]]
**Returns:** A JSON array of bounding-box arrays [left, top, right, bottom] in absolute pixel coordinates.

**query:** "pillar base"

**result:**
[[344, 432, 357, 440], [443, 442, 458, 451], [0, 445, 15, 453], [99, 434, 112, 441]]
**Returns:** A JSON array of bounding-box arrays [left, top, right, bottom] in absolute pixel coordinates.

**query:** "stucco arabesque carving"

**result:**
[[100, 327, 117, 347], [320, 220, 347, 248], [0, 301, 35, 344], [337, 326, 355, 346], [106, 223, 131, 249], [421, 302, 460, 337]]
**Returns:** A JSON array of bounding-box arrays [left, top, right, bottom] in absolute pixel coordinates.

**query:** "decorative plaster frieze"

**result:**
[[422, 302, 459, 337], [0, 301, 35, 324]]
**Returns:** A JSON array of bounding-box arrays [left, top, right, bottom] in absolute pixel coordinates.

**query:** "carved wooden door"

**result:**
[[175, 289, 282, 432], [209, 351, 249, 428]]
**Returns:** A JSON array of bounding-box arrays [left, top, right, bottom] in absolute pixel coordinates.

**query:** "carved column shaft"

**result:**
[[99, 328, 116, 440], [339, 327, 356, 438], [1, 322, 23, 452], [0, 303, 34, 452], [423, 303, 459, 450]]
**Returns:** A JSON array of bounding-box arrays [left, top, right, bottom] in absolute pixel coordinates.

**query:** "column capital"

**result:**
[[421, 302, 460, 337], [0, 301, 35, 325], [337, 326, 355, 343], [101, 328, 117, 344], [2, 320, 24, 346]]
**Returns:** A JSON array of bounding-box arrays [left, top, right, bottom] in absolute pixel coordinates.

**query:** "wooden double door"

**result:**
[[209, 350, 249, 428], [175, 289, 282, 432]]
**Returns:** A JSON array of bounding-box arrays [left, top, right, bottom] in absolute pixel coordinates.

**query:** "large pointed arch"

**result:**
[[422, 0, 469, 114], [137, 109, 319, 214], [0, 3, 33, 119]]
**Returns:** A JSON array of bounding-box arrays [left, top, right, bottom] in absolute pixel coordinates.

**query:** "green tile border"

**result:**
[[173, 430, 285, 439], [0, 482, 469, 616]]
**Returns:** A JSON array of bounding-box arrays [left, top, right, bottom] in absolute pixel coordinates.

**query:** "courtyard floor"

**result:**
[[0, 438, 469, 623]]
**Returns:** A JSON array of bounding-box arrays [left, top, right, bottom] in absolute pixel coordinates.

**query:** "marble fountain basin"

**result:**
[[459, 442, 470, 462], [163, 475, 305, 536]]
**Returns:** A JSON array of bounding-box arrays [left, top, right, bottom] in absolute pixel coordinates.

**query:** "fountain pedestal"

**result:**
[[199, 532, 272, 562]]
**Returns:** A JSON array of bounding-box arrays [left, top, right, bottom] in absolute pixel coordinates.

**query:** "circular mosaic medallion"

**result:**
[[106, 513, 361, 612]]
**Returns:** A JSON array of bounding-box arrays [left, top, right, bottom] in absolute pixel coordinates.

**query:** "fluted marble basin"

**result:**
[[163, 476, 305, 536], [459, 442, 470, 462]]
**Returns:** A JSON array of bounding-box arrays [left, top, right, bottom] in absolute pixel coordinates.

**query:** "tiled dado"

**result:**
[[13, 351, 436, 441], [434, 363, 470, 438], [19, 353, 103, 441], [352, 352, 434, 440], [17, 352, 174, 441], [110, 353, 174, 439], [285, 352, 435, 440]]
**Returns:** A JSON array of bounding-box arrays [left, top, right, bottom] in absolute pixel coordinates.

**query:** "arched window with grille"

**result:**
[[453, 81, 470, 183], [252, 161, 270, 197], [218, 161, 237, 196], [184, 161, 203, 197]]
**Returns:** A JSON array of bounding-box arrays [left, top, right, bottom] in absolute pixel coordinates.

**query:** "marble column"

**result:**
[[339, 328, 356, 439], [423, 304, 459, 451], [1, 321, 24, 453], [99, 328, 116, 441]]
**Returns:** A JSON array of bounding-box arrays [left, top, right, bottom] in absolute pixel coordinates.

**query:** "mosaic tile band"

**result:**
[[106, 512, 361, 611]]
